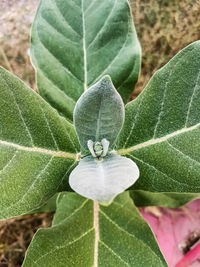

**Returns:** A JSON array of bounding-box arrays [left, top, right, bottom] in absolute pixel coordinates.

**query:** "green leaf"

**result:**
[[30, 0, 141, 121], [74, 76, 124, 150], [30, 190, 200, 215], [131, 190, 200, 208], [117, 41, 200, 193], [30, 193, 58, 214], [69, 153, 139, 205], [0, 67, 79, 219], [23, 192, 167, 267]]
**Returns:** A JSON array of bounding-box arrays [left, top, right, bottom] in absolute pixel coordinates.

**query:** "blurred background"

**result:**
[[0, 0, 200, 266]]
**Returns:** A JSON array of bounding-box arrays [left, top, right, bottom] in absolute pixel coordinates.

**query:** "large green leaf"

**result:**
[[23, 192, 167, 267], [33, 190, 200, 214], [30, 0, 141, 121], [117, 41, 200, 193], [0, 67, 79, 219], [74, 76, 124, 150], [69, 154, 139, 204]]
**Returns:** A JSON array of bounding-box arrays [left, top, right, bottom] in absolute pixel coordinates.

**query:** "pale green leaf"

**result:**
[[74, 76, 124, 150], [69, 153, 139, 205], [23, 192, 167, 267], [30, 0, 141, 121], [117, 41, 200, 193], [0, 67, 79, 219]]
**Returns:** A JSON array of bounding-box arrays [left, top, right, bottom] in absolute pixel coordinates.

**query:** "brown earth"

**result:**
[[0, 0, 200, 266]]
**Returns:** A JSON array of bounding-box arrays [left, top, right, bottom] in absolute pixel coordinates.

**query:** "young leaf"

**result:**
[[69, 154, 139, 205], [117, 41, 200, 193], [74, 76, 124, 150], [0, 67, 79, 219], [23, 192, 167, 267], [30, 0, 141, 120]]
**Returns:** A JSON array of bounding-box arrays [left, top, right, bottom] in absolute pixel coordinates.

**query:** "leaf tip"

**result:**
[[98, 75, 115, 90]]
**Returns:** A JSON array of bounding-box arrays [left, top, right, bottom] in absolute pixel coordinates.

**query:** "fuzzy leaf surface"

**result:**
[[74, 76, 124, 150], [117, 41, 200, 194], [23, 192, 167, 267], [30, 0, 141, 121], [69, 154, 139, 204], [0, 67, 79, 219]]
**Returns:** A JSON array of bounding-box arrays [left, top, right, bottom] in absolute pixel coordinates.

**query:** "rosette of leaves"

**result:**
[[0, 0, 200, 265]]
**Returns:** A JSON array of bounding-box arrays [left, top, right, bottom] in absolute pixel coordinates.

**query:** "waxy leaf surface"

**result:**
[[31, 0, 141, 121], [117, 41, 200, 194], [69, 154, 139, 204], [74, 76, 124, 150], [23, 192, 167, 267], [0, 67, 79, 219]]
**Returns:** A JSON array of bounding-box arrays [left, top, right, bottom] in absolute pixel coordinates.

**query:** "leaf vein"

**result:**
[[99, 209, 164, 265], [87, 0, 117, 49], [128, 154, 199, 188], [167, 141, 200, 166], [37, 68, 76, 106], [0, 140, 76, 159], [4, 156, 54, 212], [39, 102, 59, 150], [118, 122, 200, 155], [0, 150, 18, 175], [99, 240, 130, 267], [53, 198, 89, 227], [36, 32, 81, 84], [33, 228, 94, 265], [82, 0, 87, 90], [50, 0, 81, 38], [40, 15, 78, 46], [185, 70, 200, 127], [0, 72, 34, 146], [93, 23, 129, 84]]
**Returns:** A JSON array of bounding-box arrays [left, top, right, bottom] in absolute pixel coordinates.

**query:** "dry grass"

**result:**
[[131, 0, 200, 98], [0, 213, 53, 267], [0, 0, 200, 265], [0, 0, 39, 90]]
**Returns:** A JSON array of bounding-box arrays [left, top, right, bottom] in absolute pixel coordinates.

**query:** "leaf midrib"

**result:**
[[82, 0, 87, 91], [0, 140, 76, 159], [118, 122, 200, 155]]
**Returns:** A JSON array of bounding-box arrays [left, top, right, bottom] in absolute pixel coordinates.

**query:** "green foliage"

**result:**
[[0, 67, 79, 219], [70, 77, 139, 204], [117, 41, 200, 194], [74, 76, 124, 150], [23, 192, 167, 267], [131, 190, 200, 208], [1, 0, 200, 265], [31, 193, 58, 213], [30, 0, 141, 121]]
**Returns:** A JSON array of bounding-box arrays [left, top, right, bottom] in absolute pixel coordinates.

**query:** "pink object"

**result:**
[[175, 243, 200, 267], [139, 199, 200, 267]]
